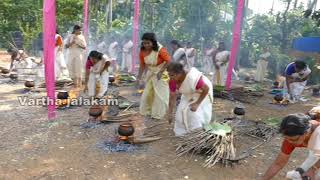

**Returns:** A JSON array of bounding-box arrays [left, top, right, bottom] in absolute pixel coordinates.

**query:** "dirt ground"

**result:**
[[0, 51, 320, 180]]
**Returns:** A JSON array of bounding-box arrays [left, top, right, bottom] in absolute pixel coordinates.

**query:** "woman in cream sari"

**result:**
[[65, 25, 87, 87], [166, 62, 213, 136], [137, 33, 171, 120]]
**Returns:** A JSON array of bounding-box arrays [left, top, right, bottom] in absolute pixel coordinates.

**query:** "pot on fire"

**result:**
[[24, 80, 35, 88], [88, 105, 103, 117], [274, 94, 284, 102], [233, 107, 245, 116], [118, 122, 135, 137], [57, 90, 69, 100]]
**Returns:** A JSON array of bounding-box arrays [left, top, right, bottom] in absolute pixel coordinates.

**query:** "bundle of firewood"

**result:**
[[38, 79, 73, 88], [213, 86, 264, 104], [176, 123, 236, 168]]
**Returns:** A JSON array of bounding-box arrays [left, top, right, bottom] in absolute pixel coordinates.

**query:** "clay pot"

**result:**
[[233, 107, 245, 116], [57, 91, 69, 100], [244, 76, 251, 81], [109, 75, 115, 83], [308, 112, 317, 120], [89, 105, 103, 117], [9, 73, 18, 80], [1, 69, 9, 74], [24, 80, 35, 88], [118, 123, 135, 137], [312, 88, 320, 95], [274, 94, 284, 102]]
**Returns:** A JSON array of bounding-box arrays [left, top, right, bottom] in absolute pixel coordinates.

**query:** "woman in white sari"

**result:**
[[137, 33, 171, 120], [55, 31, 70, 80], [212, 42, 230, 86], [170, 40, 188, 67], [203, 46, 215, 74], [185, 42, 196, 67], [284, 61, 311, 102], [166, 62, 213, 136], [254, 48, 270, 82], [65, 25, 87, 87], [121, 40, 133, 73]]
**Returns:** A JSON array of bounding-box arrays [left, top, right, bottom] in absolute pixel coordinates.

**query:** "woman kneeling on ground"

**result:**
[[166, 62, 213, 136], [262, 113, 320, 180], [85, 50, 112, 98]]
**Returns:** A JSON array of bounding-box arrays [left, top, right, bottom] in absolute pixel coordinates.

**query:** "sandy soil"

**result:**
[[0, 52, 319, 180]]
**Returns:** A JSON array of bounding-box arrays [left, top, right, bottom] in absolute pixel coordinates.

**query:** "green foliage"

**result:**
[[264, 117, 281, 127], [0, 0, 83, 50]]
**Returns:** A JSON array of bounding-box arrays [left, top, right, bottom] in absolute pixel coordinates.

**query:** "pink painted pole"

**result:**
[[43, 0, 56, 119], [131, 0, 140, 73], [225, 0, 245, 90], [83, 0, 89, 40]]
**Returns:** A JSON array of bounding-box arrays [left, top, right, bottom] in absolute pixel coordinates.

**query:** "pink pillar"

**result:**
[[43, 0, 56, 119], [131, 0, 140, 73], [83, 0, 89, 40], [225, 0, 245, 90]]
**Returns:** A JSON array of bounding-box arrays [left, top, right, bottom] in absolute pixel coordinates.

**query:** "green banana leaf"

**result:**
[[204, 122, 232, 136]]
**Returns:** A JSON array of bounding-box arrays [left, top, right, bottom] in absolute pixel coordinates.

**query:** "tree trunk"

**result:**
[[280, 0, 292, 52], [293, 0, 298, 9], [270, 0, 275, 14], [105, 0, 109, 25]]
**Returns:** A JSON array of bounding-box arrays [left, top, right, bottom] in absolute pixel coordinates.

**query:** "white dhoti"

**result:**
[[254, 59, 268, 82], [174, 67, 213, 136], [284, 81, 307, 99], [121, 52, 132, 72], [88, 70, 109, 97], [67, 48, 85, 79], [66, 34, 86, 80], [212, 63, 228, 86], [121, 41, 133, 73], [55, 48, 70, 80], [186, 48, 196, 67]]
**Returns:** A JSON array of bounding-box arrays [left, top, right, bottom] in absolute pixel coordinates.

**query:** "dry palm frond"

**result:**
[[176, 123, 236, 168]]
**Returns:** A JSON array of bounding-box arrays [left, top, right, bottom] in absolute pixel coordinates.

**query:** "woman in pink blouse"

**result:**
[[166, 62, 213, 136]]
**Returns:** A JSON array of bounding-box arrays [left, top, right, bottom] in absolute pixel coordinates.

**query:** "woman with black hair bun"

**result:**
[[262, 113, 320, 179], [137, 32, 171, 120]]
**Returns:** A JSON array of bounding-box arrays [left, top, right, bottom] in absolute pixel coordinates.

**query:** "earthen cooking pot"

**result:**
[[89, 105, 103, 117], [1, 69, 10, 74], [109, 75, 115, 83], [9, 73, 18, 80], [233, 107, 245, 116], [273, 81, 279, 88], [274, 94, 284, 102], [57, 90, 69, 100], [312, 88, 320, 95], [244, 76, 251, 81], [118, 123, 135, 137], [24, 80, 35, 88]]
